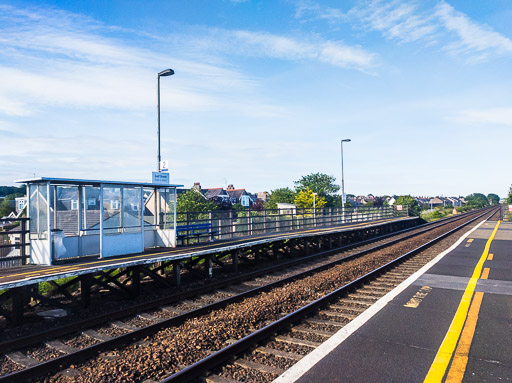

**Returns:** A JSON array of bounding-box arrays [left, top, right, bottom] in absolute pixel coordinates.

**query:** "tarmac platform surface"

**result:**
[[276, 219, 511, 383]]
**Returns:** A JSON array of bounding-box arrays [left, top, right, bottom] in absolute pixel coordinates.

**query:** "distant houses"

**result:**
[[415, 196, 464, 209], [345, 194, 466, 209], [189, 182, 259, 208]]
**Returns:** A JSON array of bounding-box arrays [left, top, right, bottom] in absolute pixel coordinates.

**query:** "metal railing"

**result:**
[[0, 218, 29, 268], [0, 206, 409, 266], [501, 204, 512, 221], [176, 205, 408, 245]]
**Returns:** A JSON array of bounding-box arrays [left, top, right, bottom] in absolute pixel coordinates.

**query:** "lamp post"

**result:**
[[340, 139, 351, 208], [157, 68, 174, 172], [341, 139, 351, 222]]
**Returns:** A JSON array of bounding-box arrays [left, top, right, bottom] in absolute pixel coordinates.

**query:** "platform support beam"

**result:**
[[233, 250, 239, 272], [131, 266, 140, 296], [80, 274, 92, 308], [11, 287, 25, 325], [207, 256, 213, 278], [173, 261, 181, 286]]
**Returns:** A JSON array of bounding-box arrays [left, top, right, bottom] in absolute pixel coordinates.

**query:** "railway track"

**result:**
[[164, 207, 499, 383], [0, 207, 497, 382]]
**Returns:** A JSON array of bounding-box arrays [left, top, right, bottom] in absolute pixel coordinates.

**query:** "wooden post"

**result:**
[[233, 250, 239, 272], [11, 287, 25, 325], [173, 261, 181, 286], [207, 256, 213, 278], [80, 274, 92, 308], [131, 267, 140, 297]]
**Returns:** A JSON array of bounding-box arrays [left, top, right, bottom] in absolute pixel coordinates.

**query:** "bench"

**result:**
[[176, 223, 217, 245]]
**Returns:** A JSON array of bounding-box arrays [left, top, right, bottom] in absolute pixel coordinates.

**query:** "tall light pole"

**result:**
[[341, 139, 351, 209], [157, 68, 174, 172]]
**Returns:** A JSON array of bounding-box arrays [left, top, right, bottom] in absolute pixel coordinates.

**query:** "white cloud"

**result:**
[[351, 0, 437, 43], [0, 4, 376, 118], [181, 28, 376, 71], [452, 107, 512, 127], [435, 2, 512, 60], [297, 0, 512, 61]]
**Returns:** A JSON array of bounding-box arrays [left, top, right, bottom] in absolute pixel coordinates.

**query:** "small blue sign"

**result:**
[[152, 171, 169, 184]]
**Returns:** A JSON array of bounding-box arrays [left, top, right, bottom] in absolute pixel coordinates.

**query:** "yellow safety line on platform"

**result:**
[[0, 218, 397, 281], [423, 221, 500, 383], [445, 267, 490, 382]]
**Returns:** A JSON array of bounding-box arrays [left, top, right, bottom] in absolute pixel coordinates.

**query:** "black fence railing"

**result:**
[[0, 218, 29, 268], [176, 205, 408, 245]]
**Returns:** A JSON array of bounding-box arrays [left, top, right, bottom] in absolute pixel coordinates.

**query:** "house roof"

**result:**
[[226, 189, 249, 199], [204, 188, 228, 199]]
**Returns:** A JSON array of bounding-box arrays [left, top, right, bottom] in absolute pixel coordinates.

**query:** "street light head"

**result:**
[[158, 68, 175, 77], [342, 139, 351, 142]]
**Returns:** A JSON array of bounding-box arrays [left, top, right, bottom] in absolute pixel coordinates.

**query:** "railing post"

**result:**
[[230, 210, 235, 238], [186, 212, 190, 245], [21, 220, 27, 265], [248, 210, 252, 236]]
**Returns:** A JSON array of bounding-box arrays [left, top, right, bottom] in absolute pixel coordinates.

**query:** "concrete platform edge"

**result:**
[[273, 219, 486, 383]]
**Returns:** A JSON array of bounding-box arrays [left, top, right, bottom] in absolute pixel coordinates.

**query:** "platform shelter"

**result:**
[[16, 177, 182, 265]]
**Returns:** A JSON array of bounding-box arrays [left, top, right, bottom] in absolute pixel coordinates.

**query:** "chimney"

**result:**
[[227, 184, 234, 190], [193, 182, 201, 191]]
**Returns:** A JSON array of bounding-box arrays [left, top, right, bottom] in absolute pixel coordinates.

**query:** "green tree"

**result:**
[[487, 193, 500, 205], [176, 190, 218, 213], [294, 173, 340, 207], [264, 187, 296, 210], [395, 195, 420, 216], [0, 194, 18, 217], [507, 185, 512, 204], [0, 186, 24, 197], [294, 188, 327, 209], [465, 193, 489, 208]]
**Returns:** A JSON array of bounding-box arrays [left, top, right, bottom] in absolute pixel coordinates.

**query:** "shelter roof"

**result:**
[[16, 177, 182, 188]]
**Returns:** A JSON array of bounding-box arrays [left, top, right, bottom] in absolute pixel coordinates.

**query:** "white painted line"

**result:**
[[273, 219, 486, 383]]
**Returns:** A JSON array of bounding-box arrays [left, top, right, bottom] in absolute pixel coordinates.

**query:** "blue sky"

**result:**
[[1, 1, 511, 198]]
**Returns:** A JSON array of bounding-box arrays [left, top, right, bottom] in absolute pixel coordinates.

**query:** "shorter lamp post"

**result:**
[[341, 138, 351, 223]]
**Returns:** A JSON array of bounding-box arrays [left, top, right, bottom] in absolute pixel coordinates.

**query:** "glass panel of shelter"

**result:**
[[123, 187, 142, 234], [158, 188, 175, 230], [29, 183, 49, 241], [81, 186, 100, 234], [102, 186, 121, 235]]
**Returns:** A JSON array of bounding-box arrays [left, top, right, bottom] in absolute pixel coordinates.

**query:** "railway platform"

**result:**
[[0, 216, 417, 324], [276, 219, 511, 382]]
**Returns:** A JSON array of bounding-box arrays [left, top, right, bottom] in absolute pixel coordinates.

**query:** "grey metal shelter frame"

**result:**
[[17, 177, 182, 265]]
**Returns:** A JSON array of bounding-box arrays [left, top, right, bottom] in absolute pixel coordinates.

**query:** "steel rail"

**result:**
[[0, 208, 494, 382], [161, 207, 497, 383]]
